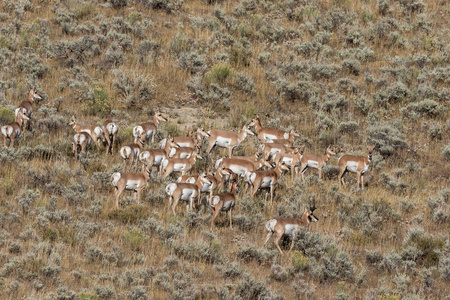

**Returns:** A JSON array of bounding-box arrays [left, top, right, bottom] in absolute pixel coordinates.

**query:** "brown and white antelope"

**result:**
[[338, 145, 375, 189], [261, 143, 298, 161], [264, 201, 319, 254], [161, 150, 203, 178], [72, 132, 92, 159], [209, 178, 239, 231], [67, 116, 103, 147], [159, 126, 210, 149], [215, 156, 268, 178], [103, 120, 118, 154], [120, 143, 143, 171], [178, 167, 232, 199], [16, 87, 42, 128], [206, 124, 255, 157], [2, 109, 30, 147], [139, 136, 179, 174], [165, 173, 212, 215], [249, 114, 291, 142], [111, 165, 151, 209], [245, 160, 290, 206], [299, 145, 335, 181], [273, 146, 305, 181], [133, 111, 167, 144], [265, 128, 301, 147], [169, 145, 199, 159]]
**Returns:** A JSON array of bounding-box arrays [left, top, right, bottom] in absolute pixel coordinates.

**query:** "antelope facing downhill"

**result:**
[[2, 109, 30, 147], [273, 145, 305, 181], [245, 160, 290, 206], [133, 111, 167, 144], [72, 132, 92, 159], [103, 120, 118, 154], [16, 87, 42, 129], [261, 143, 298, 161], [299, 145, 336, 181], [265, 128, 301, 146], [139, 136, 179, 175], [264, 201, 319, 254], [338, 145, 375, 189], [111, 165, 151, 209], [67, 116, 103, 147], [249, 114, 291, 142], [209, 178, 239, 231], [165, 173, 212, 215], [206, 124, 255, 158], [161, 150, 203, 179], [120, 142, 143, 171], [159, 126, 210, 149]]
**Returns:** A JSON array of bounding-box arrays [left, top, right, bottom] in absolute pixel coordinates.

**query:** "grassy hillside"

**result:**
[[0, 0, 449, 299]]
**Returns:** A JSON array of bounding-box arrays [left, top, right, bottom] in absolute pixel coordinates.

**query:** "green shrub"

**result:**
[[82, 83, 111, 117], [205, 63, 233, 84], [108, 206, 149, 224], [292, 251, 309, 271], [0, 105, 14, 124], [122, 229, 146, 251]]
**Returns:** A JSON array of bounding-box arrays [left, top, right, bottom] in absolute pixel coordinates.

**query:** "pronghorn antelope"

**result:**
[[209, 178, 239, 231], [299, 145, 335, 181], [133, 111, 167, 144], [249, 114, 291, 142], [264, 201, 318, 254], [169, 145, 199, 159], [2, 109, 30, 147], [139, 137, 179, 174], [103, 120, 118, 154], [165, 173, 212, 215], [111, 165, 151, 209], [261, 143, 298, 161], [17, 87, 42, 128], [120, 143, 143, 171], [215, 156, 268, 178], [273, 146, 304, 181], [159, 126, 210, 149], [72, 132, 92, 159], [338, 145, 375, 189], [161, 150, 203, 178], [245, 160, 290, 206], [265, 128, 301, 146], [206, 124, 255, 157], [67, 116, 103, 147], [177, 167, 232, 198]]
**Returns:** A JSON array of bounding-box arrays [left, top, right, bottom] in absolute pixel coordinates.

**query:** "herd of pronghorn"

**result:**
[[2, 88, 375, 254]]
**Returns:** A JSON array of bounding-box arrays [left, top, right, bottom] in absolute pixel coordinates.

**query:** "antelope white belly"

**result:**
[[216, 137, 232, 147], [177, 142, 191, 147], [270, 148, 282, 155], [230, 165, 247, 176], [154, 155, 165, 165], [284, 224, 299, 235], [260, 177, 274, 187], [222, 200, 234, 211], [264, 134, 278, 141], [346, 161, 359, 173], [174, 163, 185, 171], [283, 157, 293, 165], [181, 188, 196, 200], [125, 180, 140, 190], [179, 152, 191, 159], [307, 160, 319, 169], [168, 148, 177, 157]]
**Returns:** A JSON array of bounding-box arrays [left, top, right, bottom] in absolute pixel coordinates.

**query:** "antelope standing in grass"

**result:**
[[2, 109, 30, 147], [165, 173, 212, 215], [120, 142, 143, 171], [273, 146, 305, 181], [159, 126, 210, 149], [67, 116, 103, 147], [261, 143, 298, 161], [245, 160, 290, 206], [111, 165, 151, 209], [139, 136, 179, 174], [206, 124, 255, 157], [209, 178, 239, 231], [264, 201, 318, 254], [161, 150, 203, 178], [72, 132, 92, 159], [338, 145, 375, 189], [265, 128, 301, 147], [249, 114, 292, 142], [169, 144, 200, 159], [178, 167, 232, 198], [17, 87, 42, 129], [215, 156, 268, 178], [299, 145, 335, 181], [133, 111, 167, 144], [103, 120, 118, 154]]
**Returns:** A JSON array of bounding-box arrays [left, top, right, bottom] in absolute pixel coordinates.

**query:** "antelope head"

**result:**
[[327, 145, 336, 156], [279, 161, 290, 172], [197, 126, 210, 138], [308, 200, 319, 222], [291, 128, 301, 137], [154, 111, 168, 123], [248, 115, 260, 128], [67, 115, 76, 126], [243, 124, 255, 135], [168, 136, 180, 149], [29, 87, 42, 103]]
